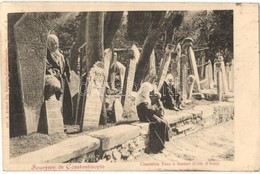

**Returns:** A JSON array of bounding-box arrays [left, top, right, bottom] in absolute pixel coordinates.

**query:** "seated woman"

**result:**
[[45, 33, 72, 124], [136, 82, 170, 153], [160, 74, 182, 111]]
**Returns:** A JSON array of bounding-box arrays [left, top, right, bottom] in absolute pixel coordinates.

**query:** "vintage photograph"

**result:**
[[8, 10, 234, 163], [2, 3, 259, 171]]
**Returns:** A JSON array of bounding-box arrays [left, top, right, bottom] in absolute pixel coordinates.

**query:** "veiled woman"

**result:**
[[136, 82, 170, 153], [160, 73, 182, 111], [45, 34, 73, 124]]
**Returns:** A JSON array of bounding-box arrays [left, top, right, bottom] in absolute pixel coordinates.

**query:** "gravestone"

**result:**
[[121, 44, 140, 120], [187, 75, 195, 100], [207, 60, 214, 89], [175, 43, 182, 87], [84, 61, 105, 129], [187, 46, 201, 92], [14, 13, 48, 134], [113, 99, 123, 122], [116, 61, 126, 92], [68, 71, 80, 123], [44, 99, 64, 134], [220, 58, 229, 94], [157, 44, 175, 90], [216, 63, 223, 101], [103, 48, 113, 85], [213, 60, 219, 86], [149, 50, 156, 77], [180, 54, 188, 102], [225, 63, 231, 91], [230, 59, 234, 92]]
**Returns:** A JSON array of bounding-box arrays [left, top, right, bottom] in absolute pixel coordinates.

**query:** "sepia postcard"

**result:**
[[0, 2, 259, 172]]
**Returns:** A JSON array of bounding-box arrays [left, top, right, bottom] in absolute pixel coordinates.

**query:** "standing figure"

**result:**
[[160, 74, 182, 111], [44, 34, 73, 124], [136, 82, 170, 153]]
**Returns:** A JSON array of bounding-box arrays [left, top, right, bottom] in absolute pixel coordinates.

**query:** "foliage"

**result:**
[[208, 10, 233, 62]]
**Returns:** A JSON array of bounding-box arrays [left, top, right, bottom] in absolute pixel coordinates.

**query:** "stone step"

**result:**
[[10, 135, 100, 164], [88, 125, 141, 151], [175, 124, 194, 133]]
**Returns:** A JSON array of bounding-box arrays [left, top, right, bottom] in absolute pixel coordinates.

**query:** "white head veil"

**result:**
[[136, 82, 154, 106], [165, 74, 174, 85], [47, 34, 65, 70]]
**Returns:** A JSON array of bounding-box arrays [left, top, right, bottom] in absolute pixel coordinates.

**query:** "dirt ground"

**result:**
[[10, 123, 115, 158], [9, 99, 221, 158], [133, 120, 234, 162]]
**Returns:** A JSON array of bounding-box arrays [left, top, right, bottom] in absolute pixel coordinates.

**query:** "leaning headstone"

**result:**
[[157, 44, 175, 90], [116, 61, 126, 92], [187, 46, 201, 92], [103, 48, 113, 83], [44, 98, 64, 134], [83, 61, 105, 129], [121, 44, 139, 107], [121, 45, 140, 120], [149, 49, 156, 77], [175, 43, 182, 87], [14, 13, 48, 134], [68, 71, 80, 123]]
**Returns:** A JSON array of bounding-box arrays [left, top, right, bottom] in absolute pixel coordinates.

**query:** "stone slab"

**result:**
[[88, 125, 141, 150], [14, 13, 48, 134], [10, 135, 100, 164], [131, 121, 150, 135]]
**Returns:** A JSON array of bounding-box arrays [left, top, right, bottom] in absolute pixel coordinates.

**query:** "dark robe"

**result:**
[[160, 81, 181, 109], [136, 102, 169, 153], [45, 49, 73, 124]]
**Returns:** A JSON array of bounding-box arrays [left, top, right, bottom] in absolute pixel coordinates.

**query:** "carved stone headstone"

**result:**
[[157, 44, 175, 90], [207, 60, 214, 89], [84, 61, 105, 129], [113, 99, 123, 122], [68, 71, 80, 122], [44, 99, 64, 134], [230, 59, 234, 92], [216, 63, 223, 101], [149, 50, 156, 77], [121, 45, 140, 120], [116, 61, 126, 92], [187, 75, 195, 100], [187, 46, 201, 92], [220, 59, 229, 94], [14, 13, 48, 134], [180, 54, 188, 102], [103, 48, 113, 84]]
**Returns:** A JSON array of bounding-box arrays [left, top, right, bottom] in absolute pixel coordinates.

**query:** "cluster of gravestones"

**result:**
[[13, 13, 233, 136]]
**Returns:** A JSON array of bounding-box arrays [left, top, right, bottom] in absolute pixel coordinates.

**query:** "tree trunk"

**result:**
[[134, 12, 178, 90], [104, 12, 123, 49], [77, 12, 105, 130], [70, 13, 87, 73]]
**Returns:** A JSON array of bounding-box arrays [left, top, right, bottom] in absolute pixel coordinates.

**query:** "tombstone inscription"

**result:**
[[44, 99, 64, 134], [14, 13, 48, 134], [83, 61, 105, 129]]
